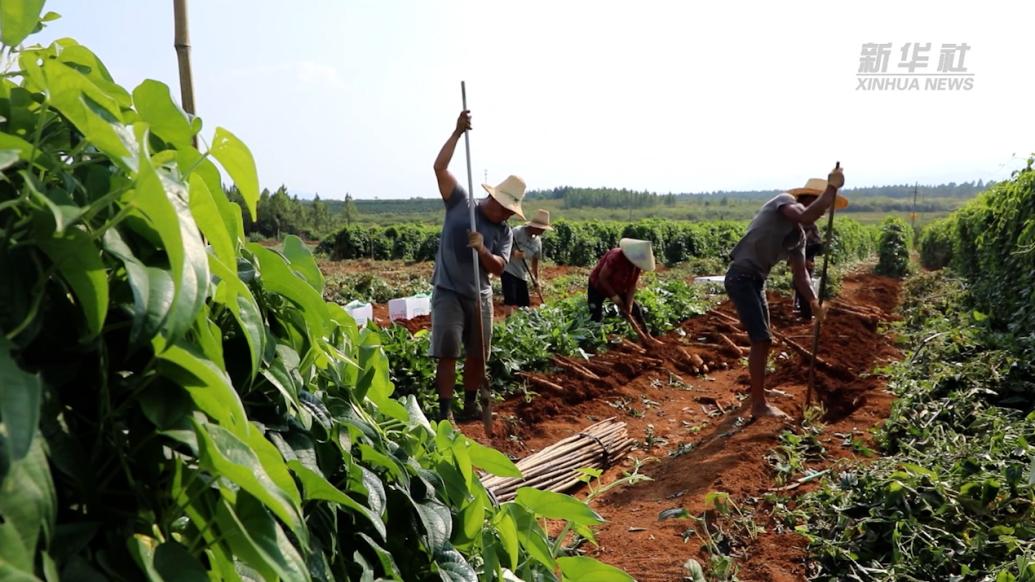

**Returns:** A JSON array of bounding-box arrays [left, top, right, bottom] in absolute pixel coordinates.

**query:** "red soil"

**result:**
[[462, 270, 903, 581]]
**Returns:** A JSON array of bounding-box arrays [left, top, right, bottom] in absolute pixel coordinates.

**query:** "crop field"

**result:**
[[1, 3, 1033, 582]]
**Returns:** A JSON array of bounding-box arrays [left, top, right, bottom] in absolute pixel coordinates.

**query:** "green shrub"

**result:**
[[875, 216, 914, 277], [918, 216, 957, 269]]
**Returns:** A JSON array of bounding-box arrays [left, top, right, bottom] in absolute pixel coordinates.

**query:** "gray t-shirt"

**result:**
[[503, 225, 543, 281], [432, 186, 513, 299], [729, 193, 806, 278]]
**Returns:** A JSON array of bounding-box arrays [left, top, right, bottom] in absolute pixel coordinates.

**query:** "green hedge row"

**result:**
[[323, 218, 880, 268], [919, 161, 1035, 331]]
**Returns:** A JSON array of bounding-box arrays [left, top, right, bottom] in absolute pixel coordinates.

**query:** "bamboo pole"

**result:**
[[173, 0, 197, 130]]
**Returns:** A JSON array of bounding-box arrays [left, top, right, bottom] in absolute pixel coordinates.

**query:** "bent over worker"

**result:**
[[724, 165, 847, 419], [587, 238, 663, 348]]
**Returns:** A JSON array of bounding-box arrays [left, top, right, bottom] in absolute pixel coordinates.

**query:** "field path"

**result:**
[[464, 270, 902, 581]]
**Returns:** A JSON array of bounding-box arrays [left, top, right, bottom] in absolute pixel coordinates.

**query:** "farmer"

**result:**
[[794, 221, 824, 320], [724, 166, 847, 419], [501, 209, 551, 310], [587, 239, 664, 348], [431, 110, 524, 421]]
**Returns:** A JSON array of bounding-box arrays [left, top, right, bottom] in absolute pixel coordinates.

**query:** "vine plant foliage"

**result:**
[[0, 5, 631, 581]]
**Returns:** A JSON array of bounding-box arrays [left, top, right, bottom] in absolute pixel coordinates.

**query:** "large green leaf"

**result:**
[[0, 0, 46, 47], [286, 460, 386, 540], [132, 80, 194, 147], [356, 533, 401, 579], [188, 174, 235, 269], [434, 547, 477, 582], [214, 495, 308, 582], [463, 438, 521, 478], [193, 420, 303, 535], [0, 438, 55, 566], [38, 227, 108, 338], [493, 510, 519, 570], [102, 229, 174, 344], [210, 128, 259, 220], [503, 505, 554, 569], [0, 337, 41, 462], [514, 488, 603, 526], [176, 151, 243, 244], [556, 556, 633, 582], [0, 132, 39, 163], [413, 498, 452, 552], [209, 257, 263, 378], [249, 244, 329, 337], [34, 55, 136, 170], [282, 235, 324, 293], [131, 147, 209, 341], [158, 342, 248, 434]]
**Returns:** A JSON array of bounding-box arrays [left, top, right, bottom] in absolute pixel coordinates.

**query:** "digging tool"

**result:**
[[519, 254, 546, 304], [460, 81, 494, 435], [805, 162, 841, 408]]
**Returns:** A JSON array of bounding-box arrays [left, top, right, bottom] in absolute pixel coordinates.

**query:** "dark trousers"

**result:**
[[587, 284, 647, 328], [795, 244, 823, 319], [501, 272, 531, 307]]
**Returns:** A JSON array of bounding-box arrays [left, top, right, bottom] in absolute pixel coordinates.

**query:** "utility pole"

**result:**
[[911, 182, 918, 230]]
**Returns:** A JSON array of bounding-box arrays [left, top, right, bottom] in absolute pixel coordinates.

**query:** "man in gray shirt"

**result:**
[[501, 209, 551, 310], [431, 110, 522, 421], [724, 166, 847, 419]]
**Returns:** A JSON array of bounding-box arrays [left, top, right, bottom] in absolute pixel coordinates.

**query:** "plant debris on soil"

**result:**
[[462, 270, 903, 581]]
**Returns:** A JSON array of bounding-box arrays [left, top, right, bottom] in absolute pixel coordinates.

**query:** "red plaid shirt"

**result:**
[[589, 248, 640, 295]]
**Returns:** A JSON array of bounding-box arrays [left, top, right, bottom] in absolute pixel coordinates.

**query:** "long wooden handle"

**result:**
[[805, 161, 840, 407], [461, 81, 493, 434]]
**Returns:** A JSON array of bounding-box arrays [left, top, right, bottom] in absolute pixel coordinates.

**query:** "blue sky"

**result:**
[[33, 1, 1035, 199]]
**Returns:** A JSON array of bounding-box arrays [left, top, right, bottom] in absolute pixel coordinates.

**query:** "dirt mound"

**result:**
[[462, 271, 903, 580]]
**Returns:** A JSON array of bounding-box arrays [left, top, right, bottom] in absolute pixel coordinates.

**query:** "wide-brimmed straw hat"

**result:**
[[619, 238, 656, 272], [788, 178, 849, 209], [525, 209, 552, 231], [482, 175, 526, 219]]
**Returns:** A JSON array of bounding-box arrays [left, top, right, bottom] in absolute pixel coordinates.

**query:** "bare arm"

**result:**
[[477, 247, 506, 276], [532, 257, 540, 282], [789, 254, 817, 306], [433, 111, 471, 200], [781, 186, 836, 223]]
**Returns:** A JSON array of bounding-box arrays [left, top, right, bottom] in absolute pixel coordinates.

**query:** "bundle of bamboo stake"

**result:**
[[481, 418, 633, 503]]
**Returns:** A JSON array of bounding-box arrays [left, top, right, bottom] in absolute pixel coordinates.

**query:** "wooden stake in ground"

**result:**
[[172, 0, 197, 146], [806, 162, 841, 407], [460, 82, 493, 435]]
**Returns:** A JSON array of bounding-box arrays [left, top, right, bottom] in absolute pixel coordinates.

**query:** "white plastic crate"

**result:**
[[345, 301, 374, 327], [389, 294, 431, 321]]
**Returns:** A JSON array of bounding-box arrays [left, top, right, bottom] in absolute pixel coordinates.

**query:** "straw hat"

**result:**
[[525, 209, 552, 230], [788, 178, 849, 209], [619, 238, 656, 272], [482, 175, 526, 219]]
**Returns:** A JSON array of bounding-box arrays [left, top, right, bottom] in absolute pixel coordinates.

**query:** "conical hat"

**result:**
[[619, 238, 656, 272]]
